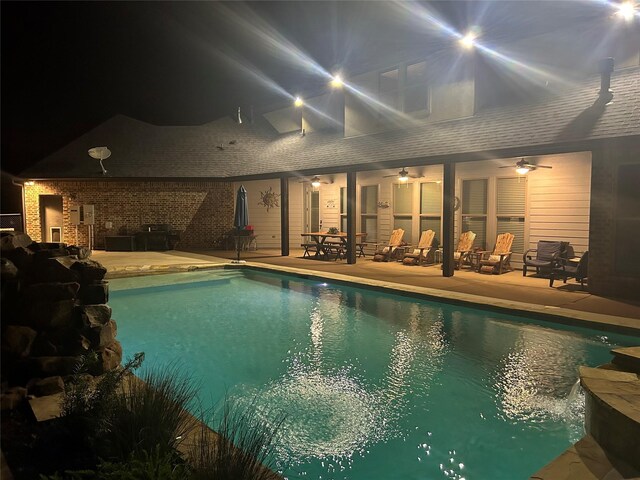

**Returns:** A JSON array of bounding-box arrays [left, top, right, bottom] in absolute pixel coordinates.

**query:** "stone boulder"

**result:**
[[71, 259, 107, 285], [0, 232, 33, 252], [23, 356, 81, 378], [67, 245, 91, 260], [2, 326, 37, 358], [78, 281, 109, 305], [1, 246, 35, 273], [33, 256, 80, 284], [1, 257, 18, 280], [27, 376, 65, 397], [30, 333, 59, 357], [80, 305, 112, 328], [0, 386, 28, 410], [95, 341, 123, 374], [20, 299, 76, 330], [85, 319, 118, 349], [21, 282, 80, 303]]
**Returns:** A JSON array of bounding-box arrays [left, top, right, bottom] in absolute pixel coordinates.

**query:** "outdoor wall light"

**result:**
[[24, 181, 35, 186], [330, 74, 343, 89], [459, 30, 478, 49], [616, 1, 636, 21], [294, 96, 304, 107]]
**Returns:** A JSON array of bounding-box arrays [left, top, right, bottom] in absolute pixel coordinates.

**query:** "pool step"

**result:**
[[611, 346, 640, 374]]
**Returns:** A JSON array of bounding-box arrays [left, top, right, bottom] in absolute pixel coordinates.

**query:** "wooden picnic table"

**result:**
[[300, 232, 366, 260]]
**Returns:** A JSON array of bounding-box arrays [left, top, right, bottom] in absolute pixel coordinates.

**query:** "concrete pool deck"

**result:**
[[93, 248, 640, 335]]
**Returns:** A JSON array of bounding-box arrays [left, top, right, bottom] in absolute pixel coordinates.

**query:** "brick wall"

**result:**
[[589, 141, 640, 299], [24, 180, 235, 249]]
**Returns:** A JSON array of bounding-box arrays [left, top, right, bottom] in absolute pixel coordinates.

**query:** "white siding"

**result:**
[[528, 152, 591, 255], [456, 151, 591, 268]]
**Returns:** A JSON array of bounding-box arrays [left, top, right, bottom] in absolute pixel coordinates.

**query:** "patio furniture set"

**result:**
[[301, 228, 587, 288], [104, 224, 180, 251]]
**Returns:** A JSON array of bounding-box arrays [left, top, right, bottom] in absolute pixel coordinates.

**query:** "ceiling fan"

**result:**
[[500, 158, 552, 174], [299, 175, 331, 187], [383, 167, 424, 182]]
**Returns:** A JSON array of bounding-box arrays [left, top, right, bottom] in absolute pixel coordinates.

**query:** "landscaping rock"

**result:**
[[80, 304, 112, 328], [27, 376, 65, 397], [2, 246, 35, 273], [1, 257, 18, 280], [0, 232, 33, 252], [30, 333, 59, 357], [21, 282, 80, 303], [21, 299, 76, 330], [2, 326, 37, 358], [78, 281, 109, 305], [71, 259, 107, 285], [67, 245, 91, 260], [85, 319, 117, 349], [0, 387, 28, 410], [34, 257, 79, 284], [25, 356, 81, 378], [96, 341, 123, 373]]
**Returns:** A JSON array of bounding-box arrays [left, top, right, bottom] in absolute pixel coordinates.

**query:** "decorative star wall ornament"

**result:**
[[258, 186, 280, 212]]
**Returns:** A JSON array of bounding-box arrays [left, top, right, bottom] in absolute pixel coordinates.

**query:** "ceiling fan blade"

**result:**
[[537, 165, 553, 168]]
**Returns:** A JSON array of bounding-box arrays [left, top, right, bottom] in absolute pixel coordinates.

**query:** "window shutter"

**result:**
[[497, 177, 526, 215], [420, 182, 441, 214], [462, 179, 487, 215]]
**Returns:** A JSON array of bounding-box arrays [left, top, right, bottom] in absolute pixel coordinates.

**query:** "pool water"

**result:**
[[109, 269, 636, 480]]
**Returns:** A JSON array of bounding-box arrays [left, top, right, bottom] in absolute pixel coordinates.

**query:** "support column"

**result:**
[[442, 162, 455, 277], [280, 176, 289, 256], [346, 171, 357, 264]]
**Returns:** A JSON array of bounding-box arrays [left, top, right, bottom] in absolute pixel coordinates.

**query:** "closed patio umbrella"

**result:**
[[233, 185, 249, 262]]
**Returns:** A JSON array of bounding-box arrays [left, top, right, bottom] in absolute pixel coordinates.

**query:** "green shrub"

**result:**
[[188, 397, 286, 480], [42, 447, 187, 480], [104, 363, 199, 461]]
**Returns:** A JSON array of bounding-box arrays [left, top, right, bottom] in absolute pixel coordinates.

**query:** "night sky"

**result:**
[[1, 1, 608, 176]]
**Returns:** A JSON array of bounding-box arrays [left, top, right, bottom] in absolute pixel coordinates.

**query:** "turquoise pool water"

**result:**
[[109, 269, 636, 480]]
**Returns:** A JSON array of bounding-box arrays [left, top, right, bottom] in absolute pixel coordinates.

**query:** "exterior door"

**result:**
[[39, 194, 63, 242], [305, 188, 320, 233]]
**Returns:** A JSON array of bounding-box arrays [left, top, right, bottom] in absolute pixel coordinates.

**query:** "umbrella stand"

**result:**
[[236, 227, 242, 263], [232, 185, 249, 264]]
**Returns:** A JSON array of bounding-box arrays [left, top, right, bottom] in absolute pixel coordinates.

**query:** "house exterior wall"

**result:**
[[344, 63, 475, 138], [589, 142, 640, 299], [24, 180, 234, 249]]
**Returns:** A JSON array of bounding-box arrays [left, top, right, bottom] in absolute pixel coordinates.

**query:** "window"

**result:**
[[379, 61, 429, 115], [393, 183, 413, 241], [420, 182, 441, 243], [361, 185, 378, 242], [496, 177, 526, 254], [404, 61, 429, 113], [379, 68, 399, 109], [340, 187, 348, 232], [462, 179, 487, 249]]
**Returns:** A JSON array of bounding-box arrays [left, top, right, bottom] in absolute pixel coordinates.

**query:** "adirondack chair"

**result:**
[[402, 230, 437, 266], [478, 233, 515, 274], [454, 231, 476, 269], [372, 229, 405, 262]]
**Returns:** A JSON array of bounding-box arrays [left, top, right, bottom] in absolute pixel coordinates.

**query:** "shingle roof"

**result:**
[[21, 67, 640, 180]]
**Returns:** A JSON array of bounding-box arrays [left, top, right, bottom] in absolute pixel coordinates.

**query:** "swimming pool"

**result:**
[[110, 269, 636, 480]]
